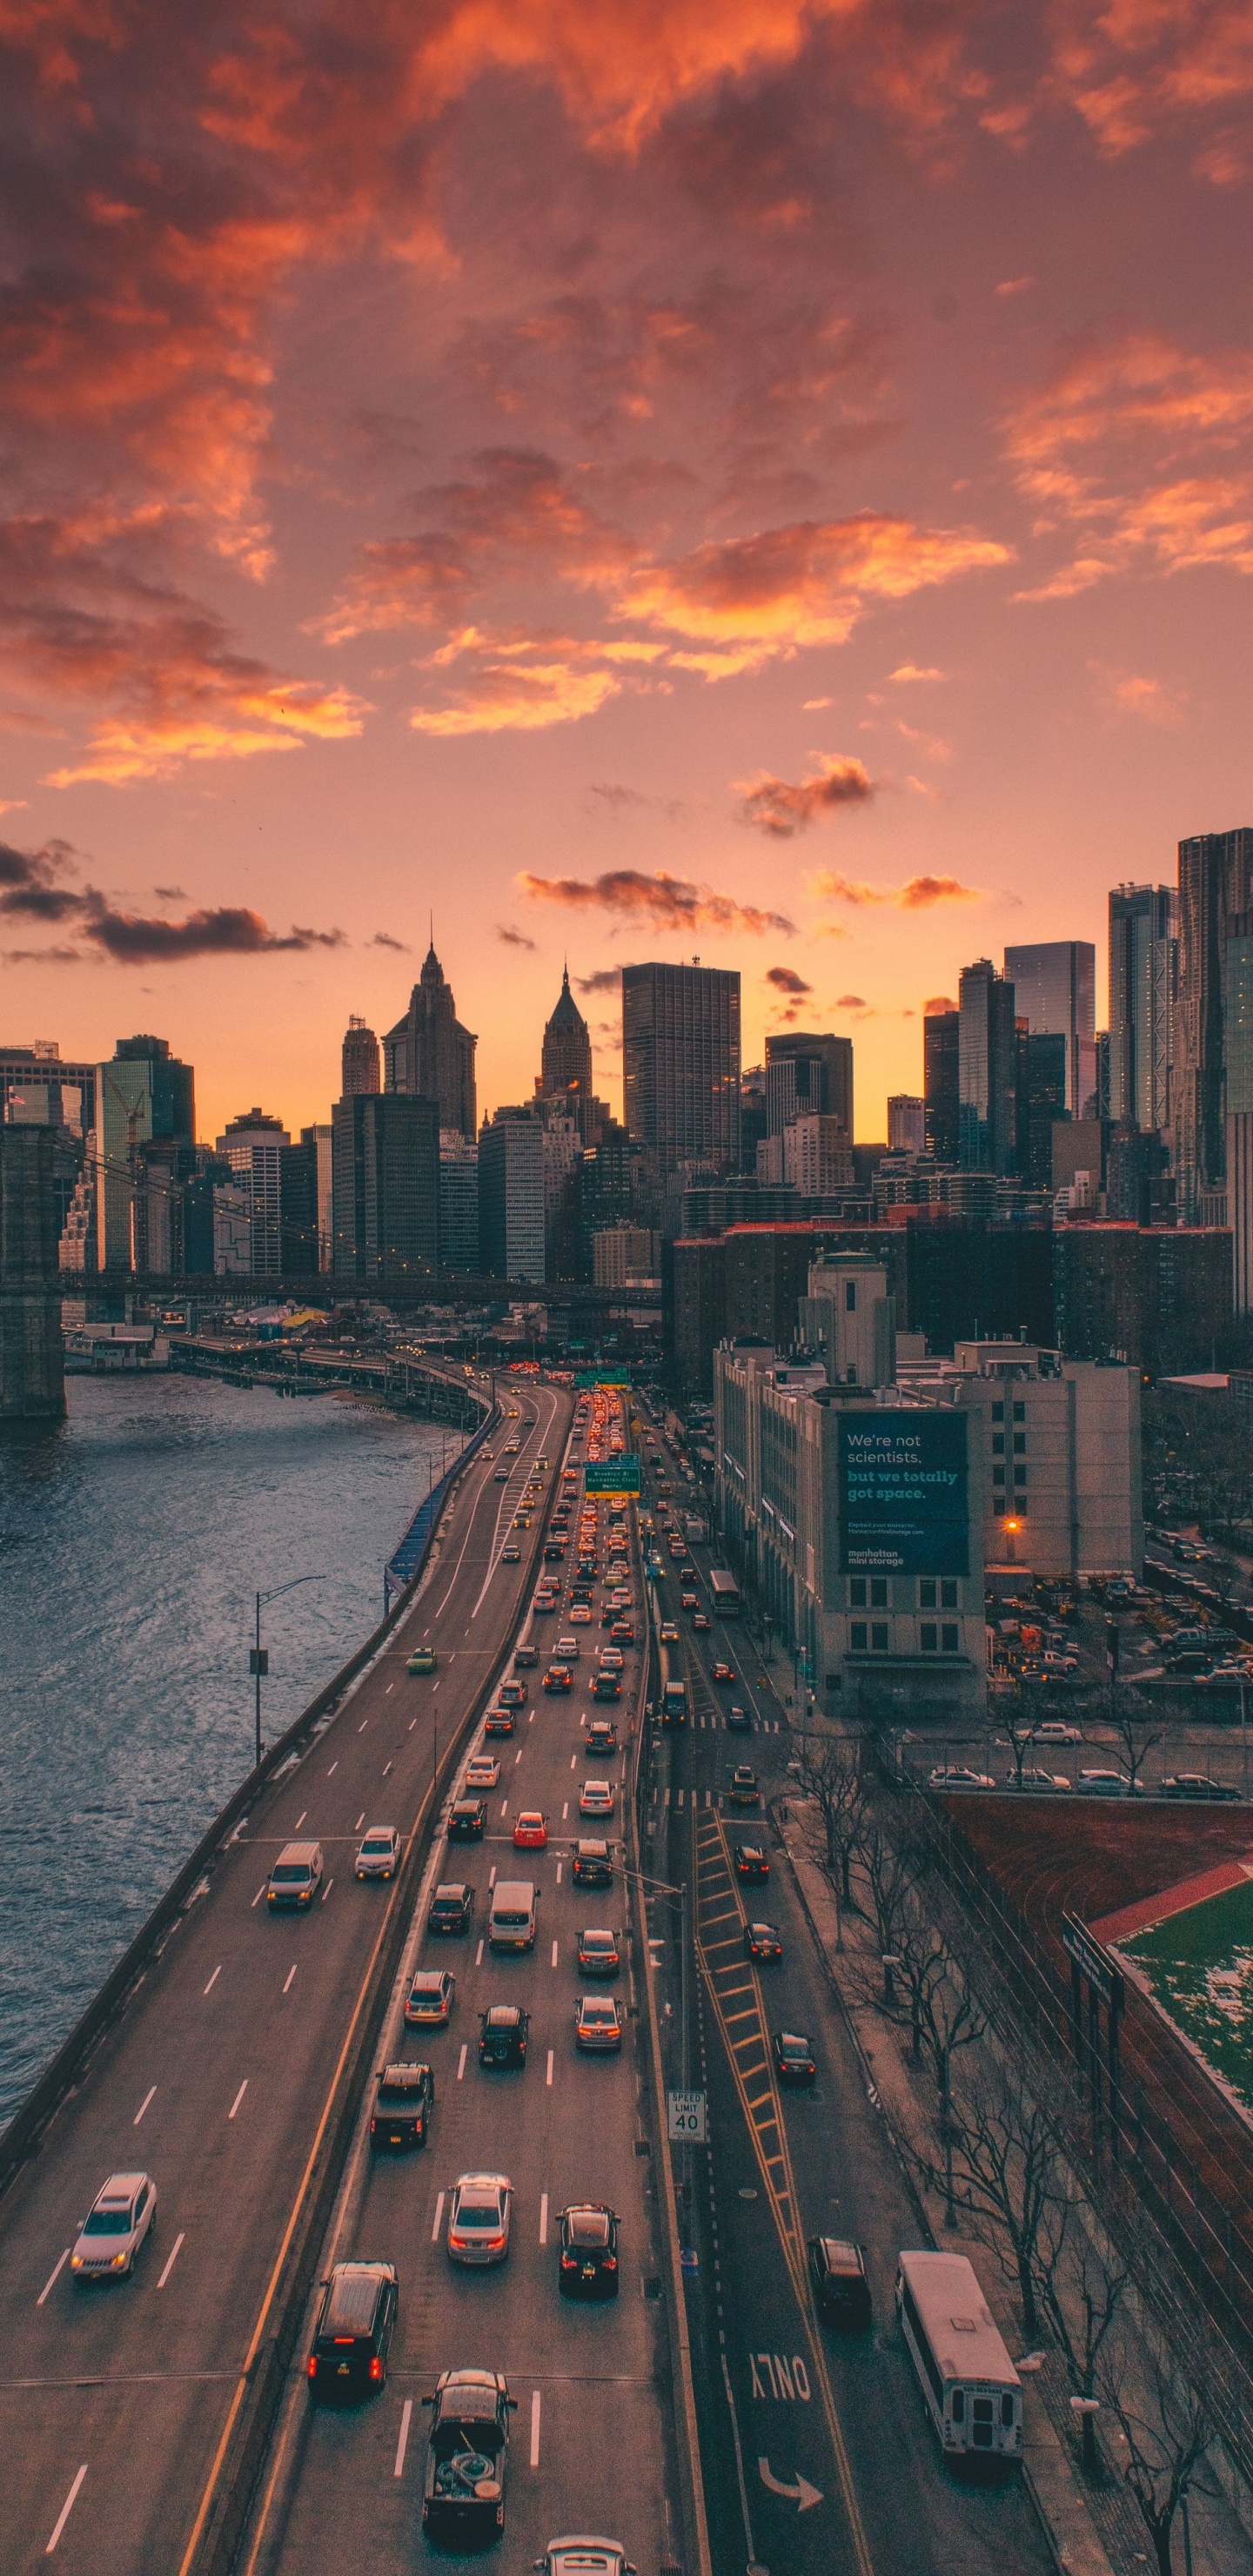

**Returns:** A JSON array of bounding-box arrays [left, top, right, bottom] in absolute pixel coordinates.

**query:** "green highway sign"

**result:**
[[584, 1455, 640, 1493], [576, 1369, 630, 1387]]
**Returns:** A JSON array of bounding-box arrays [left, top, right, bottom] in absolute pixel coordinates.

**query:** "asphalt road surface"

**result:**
[[0, 1377, 572, 2576]]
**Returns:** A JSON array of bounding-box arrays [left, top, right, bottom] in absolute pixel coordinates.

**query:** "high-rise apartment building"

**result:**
[[479, 1107, 545, 1284], [216, 1107, 290, 1277], [332, 1092, 439, 1286], [622, 963, 740, 1173], [383, 943, 477, 1139], [1176, 828, 1253, 1223], [97, 1036, 196, 1271], [888, 1095, 926, 1153], [958, 962, 1018, 1174], [341, 1016, 380, 1097], [1003, 942, 1096, 1118], [923, 1008, 960, 1164], [764, 1032, 853, 1136], [537, 967, 593, 1113], [1108, 885, 1176, 1137], [439, 1131, 479, 1275], [783, 1114, 854, 1197]]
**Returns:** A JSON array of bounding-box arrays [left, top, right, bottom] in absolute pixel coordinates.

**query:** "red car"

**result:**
[[543, 1666, 573, 1694], [713, 1663, 736, 1685], [513, 1810, 548, 1848], [484, 1707, 516, 1737]]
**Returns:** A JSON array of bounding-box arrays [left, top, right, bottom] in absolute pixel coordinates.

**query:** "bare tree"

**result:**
[[1096, 2341, 1213, 2576], [856, 1815, 915, 1962], [1034, 2229, 1129, 2473], [793, 1733, 868, 1946], [924, 2064, 1066, 2335], [1108, 1694, 1164, 1794]]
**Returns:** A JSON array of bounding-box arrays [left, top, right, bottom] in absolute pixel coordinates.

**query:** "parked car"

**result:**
[[1077, 1769, 1138, 1796], [1005, 1768, 1072, 1791], [1161, 1774, 1242, 1801], [928, 1767, 995, 1792]]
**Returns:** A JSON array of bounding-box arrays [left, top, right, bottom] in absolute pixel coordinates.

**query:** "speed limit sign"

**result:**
[[667, 2090, 707, 2143]]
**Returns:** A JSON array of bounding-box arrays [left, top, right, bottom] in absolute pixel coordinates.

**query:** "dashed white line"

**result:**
[[228, 2081, 248, 2120], [488, 1866, 497, 1889], [385, 1683, 394, 1696], [539, 2192, 548, 2245], [133, 2086, 156, 2126], [546, 2049, 554, 2087], [529, 2388, 541, 2467], [555, 1861, 562, 1885], [561, 1802, 569, 1821], [251, 1883, 266, 1908], [358, 1720, 368, 1734], [37, 2250, 69, 2307], [157, 2231, 184, 2290], [204, 1966, 221, 1996], [294, 1811, 307, 1830], [475, 1939, 484, 1965], [408, 1718, 418, 1733], [326, 1761, 338, 1777], [457, 2044, 467, 2081], [382, 1761, 392, 1777], [321, 1878, 334, 1902], [551, 1941, 559, 1969], [514, 1748, 522, 1766], [499, 1799, 509, 1817], [45, 2465, 87, 2554], [283, 1965, 297, 1995], [394, 2396, 412, 2477], [569, 1754, 577, 1769], [432, 2191, 446, 2243], [355, 1812, 365, 1831]]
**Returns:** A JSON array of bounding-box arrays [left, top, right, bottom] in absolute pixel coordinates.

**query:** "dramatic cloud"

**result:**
[[518, 869, 794, 935], [0, 838, 344, 962], [410, 642, 625, 735], [809, 869, 982, 909], [323, 450, 635, 643], [496, 923, 537, 949], [764, 965, 813, 993], [738, 754, 874, 836], [574, 965, 626, 994]]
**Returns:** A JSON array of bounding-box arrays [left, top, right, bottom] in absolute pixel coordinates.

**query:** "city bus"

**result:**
[[896, 2251, 1022, 2461], [709, 1568, 740, 1617], [657, 1638, 687, 1725]]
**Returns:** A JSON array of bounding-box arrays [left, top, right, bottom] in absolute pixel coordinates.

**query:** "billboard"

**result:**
[[838, 1411, 968, 1577], [585, 1455, 640, 1494]]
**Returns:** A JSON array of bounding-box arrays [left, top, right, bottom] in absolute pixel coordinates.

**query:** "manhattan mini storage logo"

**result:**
[[837, 1412, 968, 1577]]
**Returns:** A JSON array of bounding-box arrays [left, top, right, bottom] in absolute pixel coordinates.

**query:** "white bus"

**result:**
[[708, 1567, 740, 1616], [896, 2251, 1022, 2461]]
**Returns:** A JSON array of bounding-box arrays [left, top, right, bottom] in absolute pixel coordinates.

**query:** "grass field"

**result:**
[[1122, 1877, 1253, 2116]]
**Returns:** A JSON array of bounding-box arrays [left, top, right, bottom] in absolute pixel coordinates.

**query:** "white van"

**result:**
[[488, 1879, 539, 1953]]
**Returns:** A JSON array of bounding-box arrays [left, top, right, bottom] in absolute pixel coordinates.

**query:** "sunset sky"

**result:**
[[2, 0, 1251, 1143]]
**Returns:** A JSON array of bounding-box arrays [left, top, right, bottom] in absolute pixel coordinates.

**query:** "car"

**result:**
[[593, 1673, 621, 1701], [447, 2171, 513, 2266], [544, 1666, 574, 1694], [713, 1662, 736, 1685], [485, 1706, 516, 1736], [570, 1604, 593, 1625], [927, 1766, 995, 1792], [514, 1642, 539, 1668], [1029, 1720, 1083, 1745], [421, 2368, 515, 2541], [513, 1810, 548, 1849], [599, 1647, 625, 1673], [70, 2171, 157, 2280], [573, 1839, 613, 1887], [1194, 1663, 1248, 1690], [660, 1622, 680, 1644], [726, 1704, 752, 1732], [577, 1927, 620, 1976], [533, 1593, 557, 1615], [406, 1968, 456, 2025], [773, 2029, 817, 2085], [499, 1679, 527, 1707], [807, 2237, 872, 2329], [586, 1718, 618, 1755], [407, 1647, 438, 1674], [544, 1540, 566, 1560], [610, 1620, 635, 1646], [680, 1593, 698, 1612], [693, 1613, 711, 1633], [745, 1920, 783, 1960], [1077, 1769, 1138, 1795], [501, 1544, 521, 1564], [557, 2205, 621, 2300], [449, 1796, 488, 1841], [580, 1779, 614, 1818], [1006, 1768, 1073, 1791], [575, 1995, 624, 2052], [734, 1843, 770, 1882], [266, 1840, 325, 1909], [307, 2261, 398, 2401], [555, 1636, 580, 1661], [479, 2003, 530, 2068], [355, 1825, 400, 1880], [428, 1884, 474, 1936], [1161, 1774, 1242, 1801], [729, 1765, 760, 1807], [371, 2061, 434, 2150], [465, 1754, 500, 1791], [494, 1469, 510, 1482]]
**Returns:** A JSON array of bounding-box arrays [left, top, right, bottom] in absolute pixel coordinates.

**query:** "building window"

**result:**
[[1013, 1400, 1026, 1422], [1014, 1464, 1027, 1486], [920, 1623, 938, 1652], [846, 1280, 857, 1311], [991, 1401, 1005, 1423], [846, 1365, 857, 1385], [992, 1432, 1006, 1455], [850, 1622, 868, 1652], [920, 1579, 936, 1609], [941, 1624, 960, 1654], [941, 1579, 957, 1609], [849, 1578, 867, 1608], [871, 1623, 889, 1653], [870, 1578, 888, 1608], [993, 1465, 1006, 1486], [1013, 1432, 1026, 1454], [993, 1498, 1007, 1516]]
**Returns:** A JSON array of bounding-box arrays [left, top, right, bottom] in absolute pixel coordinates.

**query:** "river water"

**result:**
[[0, 1372, 450, 2128]]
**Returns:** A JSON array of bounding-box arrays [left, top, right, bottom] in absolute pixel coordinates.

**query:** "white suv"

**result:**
[[71, 2172, 157, 2280]]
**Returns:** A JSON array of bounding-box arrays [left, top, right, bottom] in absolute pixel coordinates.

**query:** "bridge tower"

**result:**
[[0, 1124, 65, 1418]]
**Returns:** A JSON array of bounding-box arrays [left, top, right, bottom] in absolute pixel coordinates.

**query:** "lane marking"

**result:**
[[457, 2045, 467, 2081], [500, 1800, 508, 1817], [228, 2082, 248, 2121], [204, 1966, 221, 1996], [133, 2086, 157, 2126], [45, 2465, 87, 2555], [551, 1941, 559, 1969], [394, 2397, 412, 2477], [475, 1940, 484, 1966], [555, 1861, 562, 1885], [385, 1684, 394, 1697], [432, 2192, 446, 2243], [561, 1803, 569, 1821], [358, 1721, 368, 1734], [283, 1966, 297, 1995], [326, 1762, 338, 1777], [546, 2049, 554, 2087], [294, 1812, 307, 1830], [488, 1867, 497, 1888], [157, 2231, 185, 2291], [321, 1878, 333, 1902], [529, 2388, 541, 2467], [408, 1718, 418, 1733], [569, 1754, 577, 1770], [382, 1761, 392, 1778], [355, 1812, 365, 1830], [514, 1749, 522, 1766], [251, 1884, 266, 1908], [37, 2251, 69, 2308], [539, 2193, 548, 2246]]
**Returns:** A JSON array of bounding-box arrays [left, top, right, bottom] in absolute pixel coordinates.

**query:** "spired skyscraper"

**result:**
[[537, 966, 593, 1113], [383, 943, 477, 1139]]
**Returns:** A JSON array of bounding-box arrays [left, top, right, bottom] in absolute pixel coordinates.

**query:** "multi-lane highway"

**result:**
[[0, 1375, 596, 2575]]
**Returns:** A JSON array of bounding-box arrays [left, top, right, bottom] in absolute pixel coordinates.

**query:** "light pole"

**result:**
[[251, 1573, 324, 1768]]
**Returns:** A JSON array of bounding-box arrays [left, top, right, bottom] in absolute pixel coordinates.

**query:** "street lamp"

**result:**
[[251, 1573, 324, 1768]]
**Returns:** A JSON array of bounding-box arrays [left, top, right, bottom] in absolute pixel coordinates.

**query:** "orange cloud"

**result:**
[[412, 657, 621, 735], [618, 512, 1010, 657], [737, 754, 874, 835], [809, 868, 982, 908], [517, 868, 794, 935]]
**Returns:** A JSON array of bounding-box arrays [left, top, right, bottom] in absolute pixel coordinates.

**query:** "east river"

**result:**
[[0, 1372, 451, 2127]]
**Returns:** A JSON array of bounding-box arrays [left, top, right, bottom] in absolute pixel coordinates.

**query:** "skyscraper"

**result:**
[[1176, 828, 1253, 1220], [341, 1016, 380, 1097], [216, 1108, 290, 1276], [96, 1035, 196, 1271], [1108, 885, 1176, 1136], [479, 1107, 545, 1283], [622, 963, 740, 1174], [764, 1031, 853, 1136], [439, 1131, 479, 1275], [958, 961, 1018, 1174], [332, 1092, 440, 1286], [383, 943, 477, 1139], [888, 1095, 927, 1153], [537, 967, 593, 1111], [1003, 941, 1096, 1118], [924, 1008, 960, 1163]]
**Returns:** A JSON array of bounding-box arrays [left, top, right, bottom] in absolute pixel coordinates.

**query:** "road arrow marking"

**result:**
[[758, 2457, 823, 2512]]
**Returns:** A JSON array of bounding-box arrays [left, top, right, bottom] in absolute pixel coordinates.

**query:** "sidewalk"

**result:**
[[774, 1795, 1253, 2576]]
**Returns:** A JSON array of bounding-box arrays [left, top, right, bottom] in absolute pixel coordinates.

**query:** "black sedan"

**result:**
[[773, 2029, 817, 2085], [307, 2261, 398, 2400], [807, 2237, 872, 2328], [745, 1921, 782, 1961], [734, 1843, 770, 1882], [1161, 1774, 1242, 1801], [448, 1797, 487, 1842], [370, 2062, 433, 2151], [422, 2369, 515, 2543], [558, 2203, 620, 2298], [479, 2004, 530, 2070]]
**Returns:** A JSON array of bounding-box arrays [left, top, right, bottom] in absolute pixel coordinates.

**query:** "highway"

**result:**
[[636, 1414, 1055, 2576], [0, 1373, 580, 2576]]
